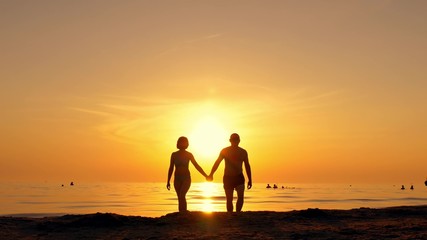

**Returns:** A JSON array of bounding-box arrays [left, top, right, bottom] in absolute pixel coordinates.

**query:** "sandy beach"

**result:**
[[1, 205, 426, 239]]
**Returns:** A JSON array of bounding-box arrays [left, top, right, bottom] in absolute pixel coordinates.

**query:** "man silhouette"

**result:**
[[208, 133, 252, 212]]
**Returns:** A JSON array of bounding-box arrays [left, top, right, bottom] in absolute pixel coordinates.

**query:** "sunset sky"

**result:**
[[1, 1, 426, 184]]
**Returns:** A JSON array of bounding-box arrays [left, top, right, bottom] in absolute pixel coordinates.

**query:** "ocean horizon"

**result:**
[[1, 182, 426, 218]]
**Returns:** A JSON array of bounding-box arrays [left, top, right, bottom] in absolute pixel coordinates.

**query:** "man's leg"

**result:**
[[224, 188, 234, 212], [235, 184, 245, 212]]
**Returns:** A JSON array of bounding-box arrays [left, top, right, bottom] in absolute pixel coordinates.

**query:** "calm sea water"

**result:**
[[1, 182, 426, 217]]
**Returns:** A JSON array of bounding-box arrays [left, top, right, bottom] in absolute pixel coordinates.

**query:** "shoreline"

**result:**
[[1, 205, 426, 239]]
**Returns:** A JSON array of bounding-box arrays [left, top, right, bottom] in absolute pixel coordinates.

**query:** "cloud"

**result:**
[[185, 33, 224, 44], [155, 33, 224, 58], [69, 83, 345, 146], [69, 107, 114, 117], [70, 95, 185, 145]]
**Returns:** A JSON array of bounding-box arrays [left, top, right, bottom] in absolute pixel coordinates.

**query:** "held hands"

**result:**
[[206, 174, 213, 182]]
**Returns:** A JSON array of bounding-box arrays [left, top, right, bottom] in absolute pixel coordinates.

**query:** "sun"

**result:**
[[188, 116, 228, 160]]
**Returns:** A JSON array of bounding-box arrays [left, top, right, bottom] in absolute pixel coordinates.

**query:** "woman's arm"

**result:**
[[189, 154, 207, 178], [167, 153, 174, 190]]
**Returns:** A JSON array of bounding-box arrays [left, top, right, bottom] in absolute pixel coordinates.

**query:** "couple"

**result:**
[[167, 133, 252, 213]]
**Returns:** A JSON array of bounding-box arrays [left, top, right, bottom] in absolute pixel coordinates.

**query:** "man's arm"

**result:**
[[244, 153, 252, 189], [209, 152, 224, 179]]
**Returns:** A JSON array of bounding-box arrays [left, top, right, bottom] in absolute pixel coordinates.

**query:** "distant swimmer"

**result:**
[[282, 186, 284, 189], [410, 185, 414, 190], [425, 180, 427, 186], [70, 182, 74, 186], [401, 185, 405, 190], [273, 184, 278, 189], [266, 184, 272, 188]]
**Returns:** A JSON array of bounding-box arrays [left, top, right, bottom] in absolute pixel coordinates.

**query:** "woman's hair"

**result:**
[[177, 136, 189, 150]]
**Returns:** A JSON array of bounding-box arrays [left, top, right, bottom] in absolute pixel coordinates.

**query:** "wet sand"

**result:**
[[1, 205, 426, 239]]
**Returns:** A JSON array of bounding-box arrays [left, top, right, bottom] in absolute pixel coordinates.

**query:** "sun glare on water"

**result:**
[[198, 182, 222, 213]]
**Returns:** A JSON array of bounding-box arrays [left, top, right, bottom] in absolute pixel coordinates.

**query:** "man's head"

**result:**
[[229, 133, 240, 146]]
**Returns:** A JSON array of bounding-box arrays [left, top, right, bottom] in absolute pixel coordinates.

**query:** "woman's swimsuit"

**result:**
[[173, 152, 191, 184], [174, 174, 191, 183]]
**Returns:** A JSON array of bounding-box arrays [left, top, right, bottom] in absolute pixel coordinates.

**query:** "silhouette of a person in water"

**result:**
[[207, 133, 252, 212], [167, 136, 208, 212]]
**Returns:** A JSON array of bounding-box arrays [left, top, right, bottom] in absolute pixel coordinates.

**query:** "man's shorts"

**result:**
[[223, 173, 245, 190]]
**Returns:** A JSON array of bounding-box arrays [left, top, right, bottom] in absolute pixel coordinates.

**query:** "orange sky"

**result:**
[[1, 1, 426, 184]]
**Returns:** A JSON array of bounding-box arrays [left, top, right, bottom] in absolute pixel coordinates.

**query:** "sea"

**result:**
[[1, 182, 426, 218]]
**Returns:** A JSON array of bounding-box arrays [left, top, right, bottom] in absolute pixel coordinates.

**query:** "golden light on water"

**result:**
[[201, 199, 214, 213], [199, 182, 222, 213]]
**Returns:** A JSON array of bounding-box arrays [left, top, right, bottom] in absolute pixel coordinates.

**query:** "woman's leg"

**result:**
[[174, 180, 183, 211], [175, 178, 191, 212]]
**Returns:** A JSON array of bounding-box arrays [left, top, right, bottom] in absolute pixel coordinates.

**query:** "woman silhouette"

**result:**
[[167, 136, 207, 212]]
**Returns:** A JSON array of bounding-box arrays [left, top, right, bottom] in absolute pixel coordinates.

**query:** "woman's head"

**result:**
[[177, 136, 189, 150]]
